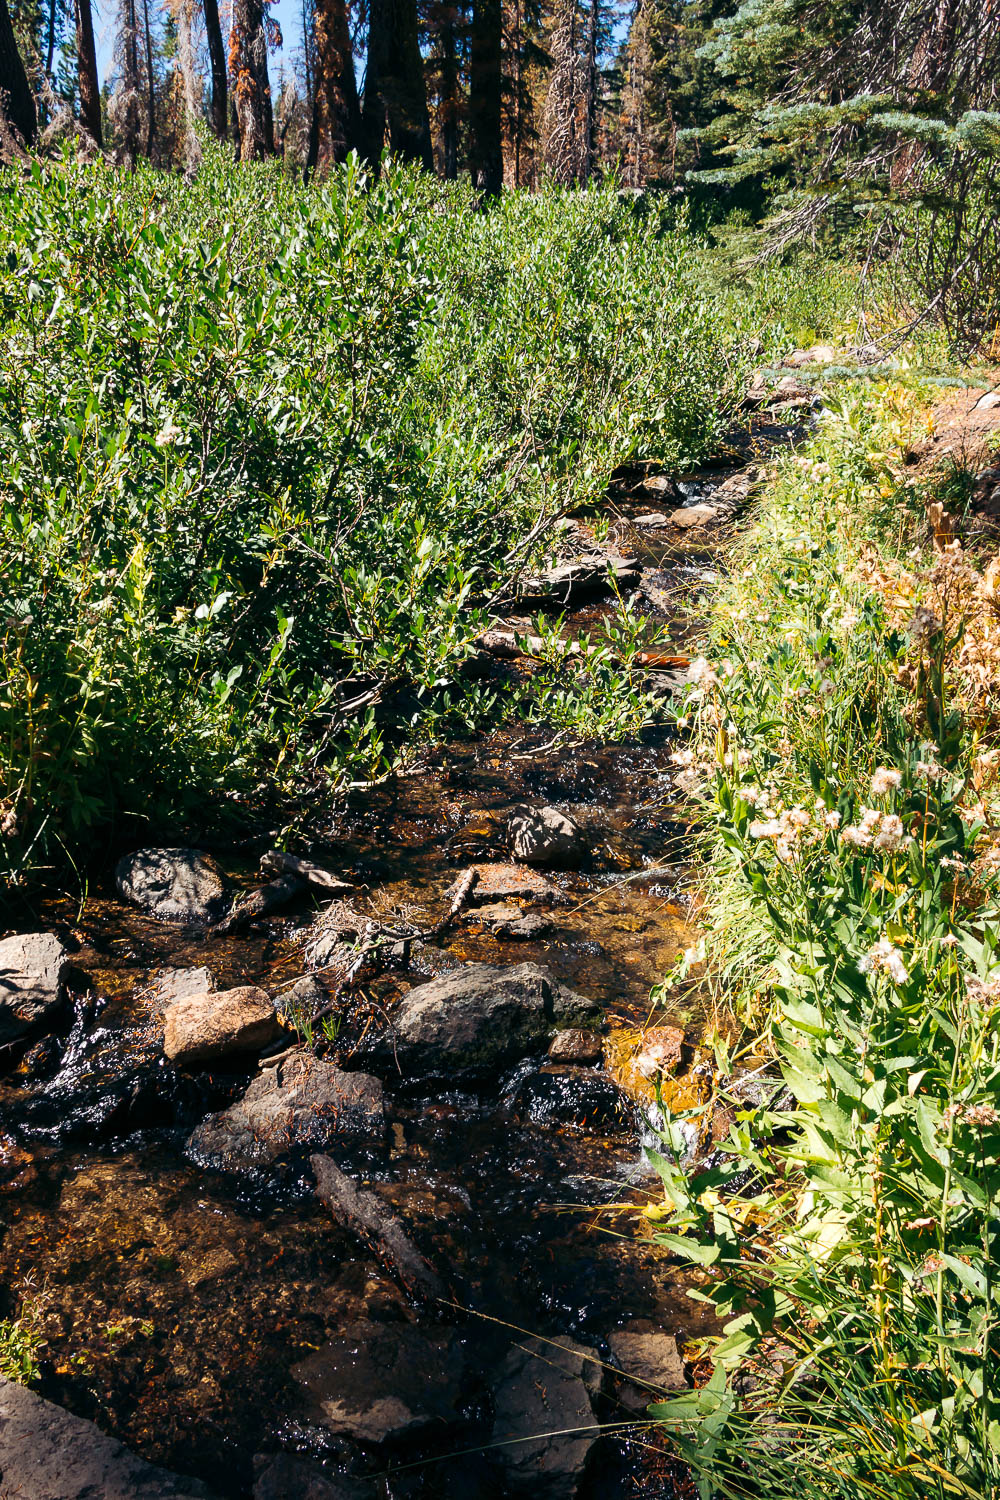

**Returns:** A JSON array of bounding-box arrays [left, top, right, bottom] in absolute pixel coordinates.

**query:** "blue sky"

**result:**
[[95, 0, 304, 90]]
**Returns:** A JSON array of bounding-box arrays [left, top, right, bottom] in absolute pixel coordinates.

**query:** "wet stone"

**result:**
[[632, 1025, 685, 1078], [508, 804, 586, 868], [669, 503, 720, 530], [631, 510, 670, 530], [253, 1454, 377, 1500], [291, 1321, 467, 1444], [187, 1055, 385, 1173], [466, 903, 553, 940], [547, 1028, 603, 1064], [115, 848, 228, 924], [0, 932, 68, 1045], [453, 863, 563, 906], [607, 1328, 687, 1412], [491, 1336, 601, 1497], [150, 967, 214, 1010], [0, 1376, 215, 1499], [163, 985, 282, 1066], [371, 962, 600, 1081], [509, 1067, 636, 1132]]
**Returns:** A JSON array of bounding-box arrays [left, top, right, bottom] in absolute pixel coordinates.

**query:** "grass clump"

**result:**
[[645, 383, 1000, 1497]]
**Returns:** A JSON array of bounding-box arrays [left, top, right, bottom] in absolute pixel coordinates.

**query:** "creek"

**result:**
[[0, 406, 807, 1500]]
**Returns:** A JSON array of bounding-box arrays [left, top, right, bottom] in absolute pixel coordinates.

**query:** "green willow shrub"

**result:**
[[0, 149, 744, 871], [646, 390, 1000, 1498]]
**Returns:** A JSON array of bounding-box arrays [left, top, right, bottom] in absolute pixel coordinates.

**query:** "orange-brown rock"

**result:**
[[162, 985, 281, 1066]]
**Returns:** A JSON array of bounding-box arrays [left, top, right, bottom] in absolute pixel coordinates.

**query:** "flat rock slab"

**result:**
[[631, 511, 670, 530], [291, 1322, 466, 1444], [508, 804, 586, 867], [607, 1329, 687, 1412], [975, 391, 1000, 411], [115, 848, 228, 924], [466, 903, 553, 940], [373, 962, 600, 1080], [0, 1377, 214, 1498], [0, 932, 67, 1045], [491, 1337, 601, 1496], [450, 863, 564, 906], [669, 504, 720, 529], [163, 985, 282, 1065], [188, 1055, 384, 1171]]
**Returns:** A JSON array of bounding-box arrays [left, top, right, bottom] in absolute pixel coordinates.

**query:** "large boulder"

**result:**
[[0, 1377, 214, 1498], [188, 1055, 384, 1171], [162, 985, 282, 1065], [0, 932, 68, 1045], [115, 848, 228, 924], [491, 1337, 601, 1496], [291, 1322, 467, 1444], [508, 804, 586, 868], [372, 963, 600, 1080]]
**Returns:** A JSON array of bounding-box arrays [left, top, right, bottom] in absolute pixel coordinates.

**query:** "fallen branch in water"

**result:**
[[312, 1152, 446, 1304], [260, 850, 353, 893]]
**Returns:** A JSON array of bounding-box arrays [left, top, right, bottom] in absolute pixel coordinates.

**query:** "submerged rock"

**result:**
[[253, 1455, 376, 1500], [631, 510, 670, 530], [508, 804, 586, 867], [607, 1328, 687, 1411], [519, 550, 640, 606], [115, 848, 228, 924], [371, 962, 600, 1081], [312, 1153, 445, 1302], [0, 1376, 214, 1498], [466, 903, 553, 940], [291, 1321, 467, 1444], [491, 1336, 601, 1496], [509, 1066, 635, 1132], [0, 932, 68, 1045], [188, 1056, 384, 1171], [163, 985, 282, 1065]]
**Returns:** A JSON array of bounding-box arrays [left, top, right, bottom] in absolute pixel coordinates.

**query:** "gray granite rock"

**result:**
[[491, 1336, 601, 1496], [115, 848, 228, 923], [0, 933, 68, 1045]]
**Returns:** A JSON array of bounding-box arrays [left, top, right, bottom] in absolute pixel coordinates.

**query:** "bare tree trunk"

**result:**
[[583, 0, 597, 180], [314, 0, 360, 170], [175, 0, 202, 170], [543, 0, 583, 183], [110, 0, 144, 166], [75, 0, 103, 145], [230, 0, 273, 159], [142, 0, 156, 158], [361, 0, 432, 169], [203, 0, 227, 138], [44, 0, 57, 76], [439, 4, 459, 179], [0, 0, 37, 146], [469, 0, 502, 192]]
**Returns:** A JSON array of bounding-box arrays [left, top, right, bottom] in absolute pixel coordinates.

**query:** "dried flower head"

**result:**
[[871, 767, 902, 796], [859, 937, 909, 985]]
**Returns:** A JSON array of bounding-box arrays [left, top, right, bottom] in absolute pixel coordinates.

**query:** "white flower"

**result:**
[[860, 937, 909, 985], [749, 819, 781, 839], [941, 934, 959, 947], [824, 810, 842, 829], [915, 759, 943, 783], [874, 814, 906, 853], [686, 657, 719, 689], [155, 421, 183, 448], [871, 767, 902, 796], [841, 825, 872, 849]]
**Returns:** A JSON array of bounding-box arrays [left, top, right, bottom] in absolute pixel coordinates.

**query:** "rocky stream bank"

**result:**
[[0, 376, 819, 1500]]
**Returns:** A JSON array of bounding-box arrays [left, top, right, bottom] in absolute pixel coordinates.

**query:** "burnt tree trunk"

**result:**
[[313, 0, 360, 170], [361, 0, 432, 169], [469, 0, 502, 192], [142, 0, 156, 159], [438, 4, 459, 179], [75, 0, 102, 144], [230, 0, 273, 159], [0, 0, 36, 146], [203, 0, 228, 138]]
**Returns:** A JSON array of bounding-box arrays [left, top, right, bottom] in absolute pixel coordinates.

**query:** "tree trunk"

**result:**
[[314, 0, 360, 170], [75, 0, 103, 145], [0, 0, 36, 146], [142, 0, 156, 159], [44, 0, 57, 76], [469, 0, 502, 192], [203, 0, 227, 138], [361, 0, 432, 169], [583, 0, 597, 180], [230, 0, 273, 159], [438, 5, 459, 179]]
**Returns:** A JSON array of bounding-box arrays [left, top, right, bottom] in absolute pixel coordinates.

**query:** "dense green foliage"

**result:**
[[0, 149, 759, 872], [649, 388, 1000, 1497]]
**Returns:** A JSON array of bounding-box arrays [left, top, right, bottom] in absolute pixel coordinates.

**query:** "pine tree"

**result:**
[[75, 0, 101, 144], [230, 0, 274, 159], [361, 0, 433, 167], [202, 0, 227, 137], [311, 0, 360, 169], [469, 0, 502, 190]]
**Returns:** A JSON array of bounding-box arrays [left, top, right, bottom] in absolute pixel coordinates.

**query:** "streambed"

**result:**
[[0, 414, 805, 1500]]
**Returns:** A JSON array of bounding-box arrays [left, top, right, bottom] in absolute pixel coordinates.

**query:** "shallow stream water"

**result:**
[[0, 418, 805, 1499]]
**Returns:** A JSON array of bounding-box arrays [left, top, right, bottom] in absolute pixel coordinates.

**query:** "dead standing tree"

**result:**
[[0, 0, 37, 150]]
